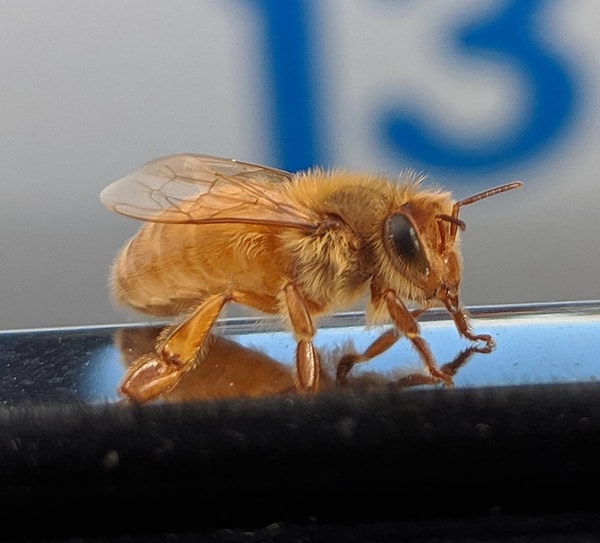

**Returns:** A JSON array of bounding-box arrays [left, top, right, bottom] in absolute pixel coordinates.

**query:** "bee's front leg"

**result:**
[[446, 304, 495, 353], [383, 290, 453, 386], [391, 345, 479, 388], [284, 283, 320, 392]]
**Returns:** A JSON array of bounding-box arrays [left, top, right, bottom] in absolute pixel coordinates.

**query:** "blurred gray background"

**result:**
[[1, 1, 599, 331]]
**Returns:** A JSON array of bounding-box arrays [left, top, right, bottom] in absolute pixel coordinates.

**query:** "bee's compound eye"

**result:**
[[386, 213, 420, 262]]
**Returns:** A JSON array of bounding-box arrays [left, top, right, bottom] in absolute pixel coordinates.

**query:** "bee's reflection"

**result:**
[[114, 326, 299, 401], [114, 325, 481, 403]]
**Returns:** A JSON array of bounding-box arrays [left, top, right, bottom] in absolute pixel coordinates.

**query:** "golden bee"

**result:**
[[101, 153, 522, 402]]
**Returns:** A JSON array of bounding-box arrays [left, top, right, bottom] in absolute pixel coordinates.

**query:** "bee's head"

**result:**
[[382, 181, 522, 311]]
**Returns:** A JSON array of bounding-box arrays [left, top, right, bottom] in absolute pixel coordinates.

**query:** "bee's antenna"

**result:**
[[435, 214, 466, 254], [450, 181, 523, 237]]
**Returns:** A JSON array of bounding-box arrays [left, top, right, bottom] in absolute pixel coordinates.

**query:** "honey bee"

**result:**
[[101, 154, 522, 402]]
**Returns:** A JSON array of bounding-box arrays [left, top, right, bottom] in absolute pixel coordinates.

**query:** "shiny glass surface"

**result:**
[[0, 300, 598, 405]]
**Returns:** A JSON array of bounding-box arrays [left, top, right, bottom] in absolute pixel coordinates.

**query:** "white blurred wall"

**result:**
[[1, 0, 598, 330]]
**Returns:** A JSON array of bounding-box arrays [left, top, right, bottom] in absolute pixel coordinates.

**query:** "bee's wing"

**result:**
[[100, 154, 319, 228]]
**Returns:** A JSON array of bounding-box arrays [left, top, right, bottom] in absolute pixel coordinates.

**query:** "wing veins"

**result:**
[[102, 154, 319, 229]]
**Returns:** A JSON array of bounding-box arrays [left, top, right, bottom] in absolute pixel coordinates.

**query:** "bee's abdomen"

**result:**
[[110, 223, 207, 316], [109, 222, 288, 317]]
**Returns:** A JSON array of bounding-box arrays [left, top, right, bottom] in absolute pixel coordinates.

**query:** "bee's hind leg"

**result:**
[[120, 293, 229, 402]]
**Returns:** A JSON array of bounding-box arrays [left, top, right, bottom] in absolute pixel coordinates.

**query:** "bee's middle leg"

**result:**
[[336, 307, 428, 384], [336, 327, 401, 384], [284, 283, 320, 392]]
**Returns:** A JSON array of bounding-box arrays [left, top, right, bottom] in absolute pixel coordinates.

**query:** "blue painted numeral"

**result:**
[[247, 0, 577, 175], [380, 0, 577, 173], [248, 0, 321, 172]]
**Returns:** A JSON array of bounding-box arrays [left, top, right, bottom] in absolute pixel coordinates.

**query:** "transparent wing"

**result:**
[[100, 154, 319, 228]]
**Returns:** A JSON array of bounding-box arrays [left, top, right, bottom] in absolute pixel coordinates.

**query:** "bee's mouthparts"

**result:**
[[440, 288, 460, 313]]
